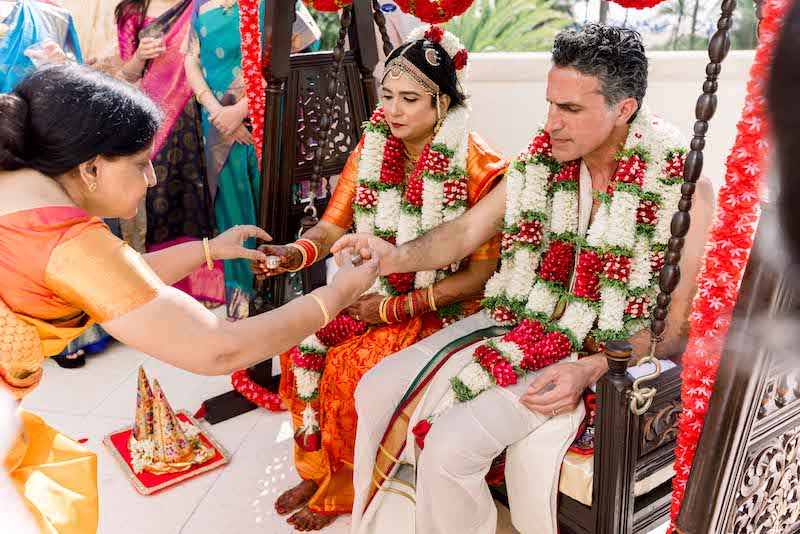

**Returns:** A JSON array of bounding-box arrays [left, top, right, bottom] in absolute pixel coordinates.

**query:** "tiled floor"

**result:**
[[21, 320, 669, 534]]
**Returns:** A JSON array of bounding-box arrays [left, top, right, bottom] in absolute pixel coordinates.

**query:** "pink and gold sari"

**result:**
[[117, 1, 224, 304]]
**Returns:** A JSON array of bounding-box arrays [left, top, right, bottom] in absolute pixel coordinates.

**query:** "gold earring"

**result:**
[[88, 183, 97, 193]]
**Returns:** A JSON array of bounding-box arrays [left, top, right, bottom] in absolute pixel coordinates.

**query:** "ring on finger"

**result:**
[[551, 408, 558, 417]]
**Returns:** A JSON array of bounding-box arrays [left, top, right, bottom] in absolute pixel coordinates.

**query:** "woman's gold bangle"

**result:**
[[308, 293, 330, 326], [195, 88, 208, 102], [427, 286, 437, 312], [202, 237, 214, 270], [379, 298, 390, 324]]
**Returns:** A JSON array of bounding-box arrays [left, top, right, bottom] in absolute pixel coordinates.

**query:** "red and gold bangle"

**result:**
[[287, 239, 319, 272], [390, 296, 402, 324], [296, 238, 319, 264]]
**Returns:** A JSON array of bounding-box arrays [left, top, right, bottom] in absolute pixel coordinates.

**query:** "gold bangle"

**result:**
[[427, 286, 437, 312], [195, 88, 207, 102], [308, 293, 330, 326], [202, 237, 214, 270], [286, 243, 307, 272], [379, 298, 390, 324]]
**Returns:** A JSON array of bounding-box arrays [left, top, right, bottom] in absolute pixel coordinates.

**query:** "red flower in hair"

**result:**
[[452, 49, 468, 70], [424, 25, 445, 43]]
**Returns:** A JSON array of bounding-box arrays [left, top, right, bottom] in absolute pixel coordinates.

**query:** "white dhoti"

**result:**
[[351, 311, 585, 534]]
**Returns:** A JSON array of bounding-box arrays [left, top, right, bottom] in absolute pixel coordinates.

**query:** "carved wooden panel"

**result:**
[[729, 425, 800, 533], [291, 55, 362, 188], [758, 370, 800, 421], [640, 400, 682, 456]]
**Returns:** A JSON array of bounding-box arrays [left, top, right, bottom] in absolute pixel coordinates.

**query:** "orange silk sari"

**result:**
[[0, 206, 164, 533], [279, 133, 508, 515]]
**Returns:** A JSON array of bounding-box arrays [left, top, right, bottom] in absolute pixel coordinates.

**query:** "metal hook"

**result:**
[[628, 338, 662, 415]]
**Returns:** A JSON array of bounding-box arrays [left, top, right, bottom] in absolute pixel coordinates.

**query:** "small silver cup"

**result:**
[[264, 256, 282, 270]]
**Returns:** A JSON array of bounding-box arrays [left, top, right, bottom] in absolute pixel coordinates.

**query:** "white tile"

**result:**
[[179, 412, 312, 534], [21, 342, 147, 416]]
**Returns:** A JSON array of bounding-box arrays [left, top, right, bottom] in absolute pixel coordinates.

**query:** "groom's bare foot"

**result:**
[[275, 479, 318, 515], [287, 507, 337, 531]]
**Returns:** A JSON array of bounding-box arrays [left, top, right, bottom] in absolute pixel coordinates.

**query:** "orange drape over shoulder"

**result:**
[[0, 206, 163, 397]]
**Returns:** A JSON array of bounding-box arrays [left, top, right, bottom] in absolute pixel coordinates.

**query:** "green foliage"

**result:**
[[444, 0, 572, 52]]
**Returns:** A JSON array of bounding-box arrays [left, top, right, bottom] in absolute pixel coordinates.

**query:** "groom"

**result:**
[[333, 24, 715, 534]]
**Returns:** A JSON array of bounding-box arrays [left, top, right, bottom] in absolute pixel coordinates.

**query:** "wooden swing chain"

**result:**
[[629, 0, 738, 415], [303, 6, 353, 230]]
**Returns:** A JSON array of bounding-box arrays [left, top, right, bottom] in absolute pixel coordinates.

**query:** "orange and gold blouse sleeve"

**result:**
[[466, 133, 509, 262], [321, 137, 364, 229], [44, 224, 165, 324]]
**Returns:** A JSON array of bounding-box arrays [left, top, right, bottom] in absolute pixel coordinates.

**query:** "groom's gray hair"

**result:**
[[551, 24, 648, 122]]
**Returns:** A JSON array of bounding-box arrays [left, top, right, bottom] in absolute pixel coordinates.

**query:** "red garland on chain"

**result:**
[[607, 0, 668, 8], [669, 0, 789, 527], [238, 0, 265, 166], [394, 0, 475, 23]]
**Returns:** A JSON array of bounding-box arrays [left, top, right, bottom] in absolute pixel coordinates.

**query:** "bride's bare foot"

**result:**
[[287, 507, 337, 531], [275, 479, 318, 516]]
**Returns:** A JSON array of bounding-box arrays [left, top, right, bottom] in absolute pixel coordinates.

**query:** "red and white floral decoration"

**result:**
[[669, 0, 789, 527], [238, 0, 265, 165], [431, 107, 688, 421]]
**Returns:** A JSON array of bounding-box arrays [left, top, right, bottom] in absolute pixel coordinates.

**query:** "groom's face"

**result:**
[[544, 66, 619, 163]]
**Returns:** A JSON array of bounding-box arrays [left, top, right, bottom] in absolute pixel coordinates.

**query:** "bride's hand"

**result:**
[[329, 248, 380, 302], [250, 244, 302, 279], [208, 225, 272, 262]]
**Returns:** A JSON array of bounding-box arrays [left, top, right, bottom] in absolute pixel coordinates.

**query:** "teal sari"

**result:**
[[0, 0, 82, 92], [189, 0, 261, 319]]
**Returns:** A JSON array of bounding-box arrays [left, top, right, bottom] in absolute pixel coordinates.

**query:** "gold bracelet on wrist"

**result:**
[[379, 298, 390, 324], [286, 243, 307, 272], [202, 237, 214, 270], [427, 286, 437, 312], [308, 293, 330, 326]]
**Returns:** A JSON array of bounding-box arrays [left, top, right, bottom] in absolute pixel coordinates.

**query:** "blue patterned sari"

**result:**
[[186, 0, 261, 319], [0, 0, 82, 92]]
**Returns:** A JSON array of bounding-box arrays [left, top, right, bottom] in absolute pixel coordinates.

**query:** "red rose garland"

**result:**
[[395, 0, 475, 23], [239, 0, 265, 165], [669, 0, 789, 527], [302, 0, 352, 12], [608, 0, 668, 8]]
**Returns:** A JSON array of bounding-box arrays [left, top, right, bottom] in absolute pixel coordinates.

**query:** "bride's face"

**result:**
[[381, 73, 439, 144]]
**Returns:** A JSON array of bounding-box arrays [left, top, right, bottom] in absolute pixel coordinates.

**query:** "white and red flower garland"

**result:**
[[355, 103, 470, 297], [669, 0, 788, 527], [435, 108, 688, 415], [238, 0, 265, 165], [291, 313, 368, 451]]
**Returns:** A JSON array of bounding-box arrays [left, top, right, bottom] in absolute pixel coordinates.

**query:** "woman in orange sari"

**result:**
[[0, 65, 379, 534], [251, 28, 508, 531]]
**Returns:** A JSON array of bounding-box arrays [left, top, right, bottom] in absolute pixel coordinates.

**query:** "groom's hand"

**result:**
[[331, 233, 397, 276], [519, 360, 597, 416]]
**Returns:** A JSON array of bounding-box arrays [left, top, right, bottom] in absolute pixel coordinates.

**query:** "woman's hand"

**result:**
[[331, 233, 400, 276], [346, 294, 384, 325], [232, 124, 254, 145], [135, 36, 166, 61], [250, 244, 303, 279], [208, 225, 272, 262], [26, 39, 69, 65], [210, 101, 248, 136], [329, 249, 380, 303]]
